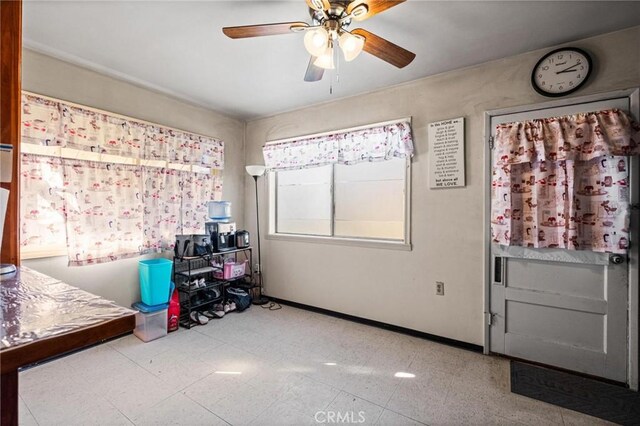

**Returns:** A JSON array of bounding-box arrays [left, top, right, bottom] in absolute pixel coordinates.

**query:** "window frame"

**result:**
[[267, 158, 412, 251]]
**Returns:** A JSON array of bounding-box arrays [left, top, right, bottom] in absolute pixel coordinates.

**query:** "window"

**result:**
[[276, 165, 332, 236], [263, 118, 414, 248], [271, 158, 409, 245], [20, 92, 223, 264], [334, 159, 406, 240]]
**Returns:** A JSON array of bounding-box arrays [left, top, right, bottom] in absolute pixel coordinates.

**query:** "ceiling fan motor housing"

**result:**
[[324, 19, 342, 38], [310, 1, 354, 31]]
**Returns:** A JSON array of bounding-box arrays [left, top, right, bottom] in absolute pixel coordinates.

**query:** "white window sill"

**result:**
[[266, 233, 412, 251], [20, 246, 67, 260]]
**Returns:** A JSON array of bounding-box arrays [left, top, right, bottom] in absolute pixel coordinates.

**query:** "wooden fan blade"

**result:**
[[304, 56, 324, 82], [306, 0, 331, 12], [347, 0, 405, 21], [222, 22, 309, 39], [352, 28, 415, 68]]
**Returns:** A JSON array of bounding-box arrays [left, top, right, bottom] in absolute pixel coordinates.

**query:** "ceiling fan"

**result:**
[[222, 0, 416, 82]]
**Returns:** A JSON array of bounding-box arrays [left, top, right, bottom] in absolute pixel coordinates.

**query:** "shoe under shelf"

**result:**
[[175, 266, 215, 277], [177, 280, 224, 294], [183, 296, 223, 311]]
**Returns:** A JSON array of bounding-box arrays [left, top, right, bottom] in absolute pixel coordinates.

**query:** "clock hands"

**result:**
[[556, 62, 581, 74]]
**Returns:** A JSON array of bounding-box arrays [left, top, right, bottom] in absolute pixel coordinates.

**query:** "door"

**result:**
[[489, 98, 632, 383]]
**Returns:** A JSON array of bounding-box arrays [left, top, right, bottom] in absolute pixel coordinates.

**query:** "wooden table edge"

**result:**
[[0, 313, 136, 374]]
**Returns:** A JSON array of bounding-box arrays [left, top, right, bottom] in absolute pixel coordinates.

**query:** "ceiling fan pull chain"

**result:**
[[329, 44, 338, 95], [335, 43, 340, 83], [331, 74, 336, 93]]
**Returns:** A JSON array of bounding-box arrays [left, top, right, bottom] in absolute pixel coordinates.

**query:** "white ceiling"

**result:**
[[23, 1, 640, 120]]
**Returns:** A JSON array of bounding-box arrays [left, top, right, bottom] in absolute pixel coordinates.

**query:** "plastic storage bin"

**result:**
[[139, 258, 173, 306], [214, 260, 247, 280], [208, 201, 231, 221], [132, 302, 168, 342]]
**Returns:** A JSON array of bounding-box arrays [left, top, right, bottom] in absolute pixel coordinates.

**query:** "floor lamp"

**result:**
[[246, 165, 269, 305]]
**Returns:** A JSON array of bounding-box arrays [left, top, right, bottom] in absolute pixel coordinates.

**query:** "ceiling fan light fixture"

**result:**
[[314, 47, 335, 69], [304, 27, 329, 57], [338, 32, 365, 61]]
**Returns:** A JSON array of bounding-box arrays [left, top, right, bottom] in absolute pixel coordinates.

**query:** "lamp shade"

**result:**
[[304, 27, 329, 57], [314, 46, 335, 69], [338, 32, 365, 62], [246, 165, 266, 177]]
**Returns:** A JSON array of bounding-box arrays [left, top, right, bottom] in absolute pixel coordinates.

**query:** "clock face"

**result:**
[[531, 48, 592, 97]]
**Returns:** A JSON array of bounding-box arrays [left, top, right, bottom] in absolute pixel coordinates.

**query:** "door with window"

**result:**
[[489, 97, 636, 384]]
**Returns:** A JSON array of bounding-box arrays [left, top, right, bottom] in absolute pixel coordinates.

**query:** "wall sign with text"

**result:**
[[428, 117, 465, 188]]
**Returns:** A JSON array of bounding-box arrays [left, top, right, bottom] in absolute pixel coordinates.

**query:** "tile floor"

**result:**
[[19, 305, 611, 425]]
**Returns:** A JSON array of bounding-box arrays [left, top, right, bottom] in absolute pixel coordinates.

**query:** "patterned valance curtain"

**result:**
[[22, 93, 224, 168], [21, 95, 63, 146], [263, 119, 414, 171], [491, 109, 640, 254]]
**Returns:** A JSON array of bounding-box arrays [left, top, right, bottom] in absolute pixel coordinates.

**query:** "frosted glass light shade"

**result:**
[[314, 47, 335, 69], [304, 27, 329, 57], [246, 165, 266, 177], [338, 32, 364, 62]]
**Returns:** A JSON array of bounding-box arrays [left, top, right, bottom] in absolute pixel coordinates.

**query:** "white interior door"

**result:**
[[489, 98, 632, 383]]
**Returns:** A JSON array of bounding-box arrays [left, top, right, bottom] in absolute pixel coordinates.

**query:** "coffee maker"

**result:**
[[206, 221, 236, 252]]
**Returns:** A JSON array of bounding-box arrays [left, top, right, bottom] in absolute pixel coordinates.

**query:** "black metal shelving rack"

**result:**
[[173, 247, 257, 329]]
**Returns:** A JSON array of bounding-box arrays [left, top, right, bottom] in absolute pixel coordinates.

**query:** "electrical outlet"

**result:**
[[436, 281, 445, 296]]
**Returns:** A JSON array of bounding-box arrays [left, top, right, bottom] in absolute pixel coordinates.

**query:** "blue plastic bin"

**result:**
[[139, 258, 173, 306]]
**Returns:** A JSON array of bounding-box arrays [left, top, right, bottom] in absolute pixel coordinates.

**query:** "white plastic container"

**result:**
[[208, 201, 231, 221], [133, 309, 168, 342]]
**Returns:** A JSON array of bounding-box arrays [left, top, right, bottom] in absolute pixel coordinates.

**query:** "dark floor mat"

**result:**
[[510, 361, 640, 425]]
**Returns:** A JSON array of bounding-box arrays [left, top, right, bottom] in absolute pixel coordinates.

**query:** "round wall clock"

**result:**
[[531, 47, 592, 97]]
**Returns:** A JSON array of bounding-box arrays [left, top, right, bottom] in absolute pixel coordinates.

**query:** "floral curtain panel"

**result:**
[[20, 92, 225, 265], [142, 167, 182, 252], [64, 159, 144, 266], [491, 109, 640, 254], [22, 93, 224, 168], [21, 154, 222, 265], [180, 171, 220, 234], [142, 168, 222, 252], [20, 154, 66, 248], [263, 120, 414, 171]]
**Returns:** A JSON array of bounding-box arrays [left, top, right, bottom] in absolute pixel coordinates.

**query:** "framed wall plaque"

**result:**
[[429, 117, 465, 189]]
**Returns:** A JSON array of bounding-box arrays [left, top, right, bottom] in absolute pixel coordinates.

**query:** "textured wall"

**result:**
[[244, 27, 640, 345], [21, 48, 245, 307]]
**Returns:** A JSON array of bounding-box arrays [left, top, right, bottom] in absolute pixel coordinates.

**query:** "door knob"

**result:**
[[610, 254, 626, 265]]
